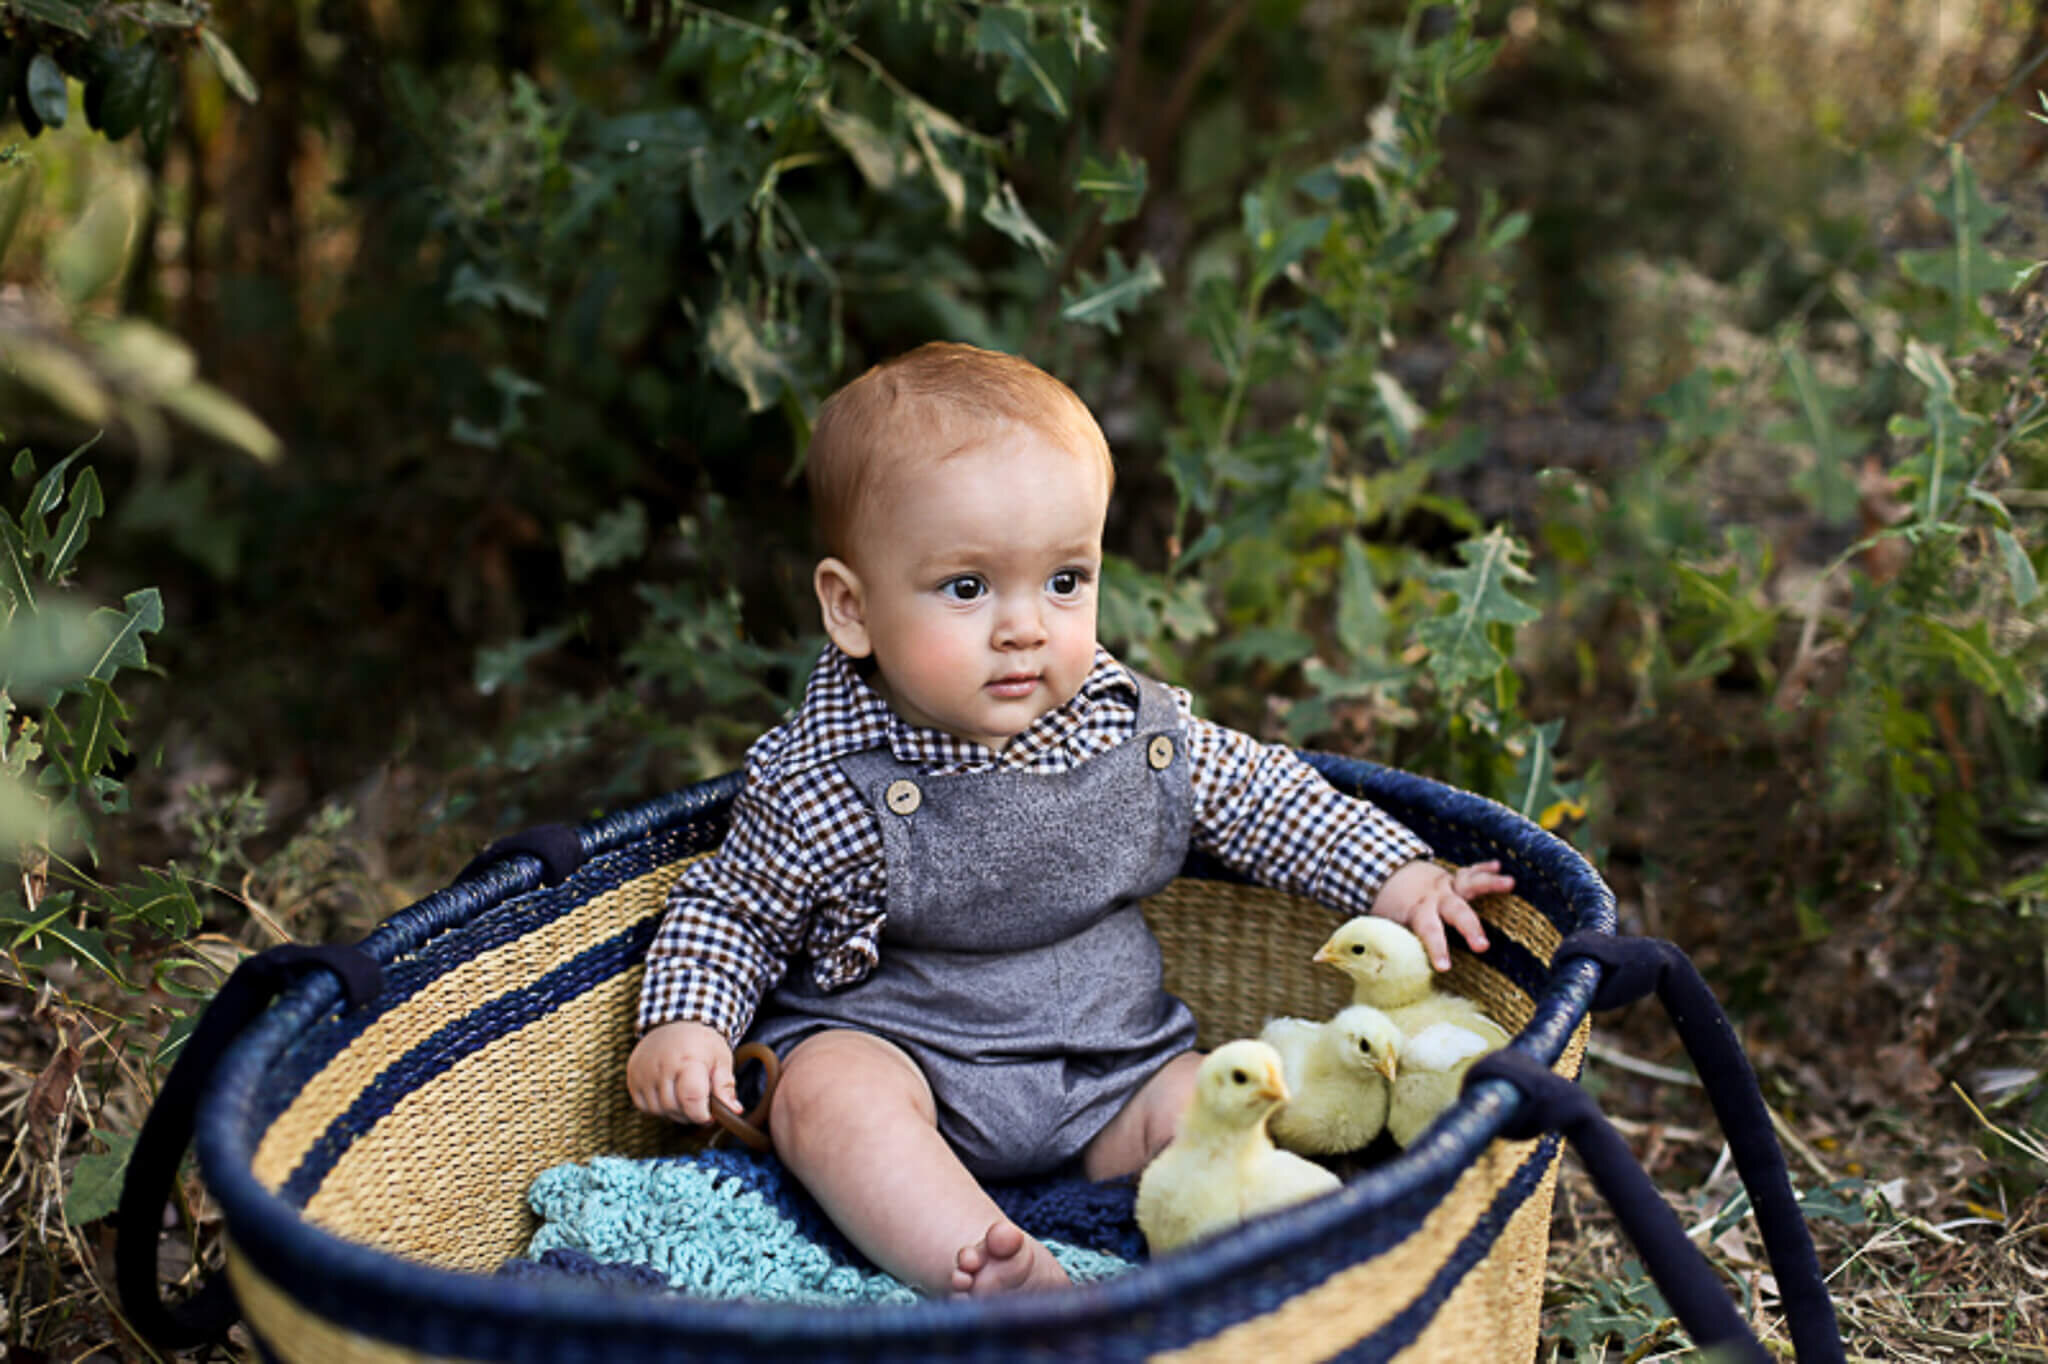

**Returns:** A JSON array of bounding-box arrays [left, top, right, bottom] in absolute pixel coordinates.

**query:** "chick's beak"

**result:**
[[1258, 1063, 1289, 1104], [1311, 942, 1339, 965], [1376, 1053, 1400, 1083]]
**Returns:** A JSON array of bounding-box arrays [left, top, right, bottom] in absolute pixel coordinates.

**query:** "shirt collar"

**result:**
[[778, 644, 1138, 774]]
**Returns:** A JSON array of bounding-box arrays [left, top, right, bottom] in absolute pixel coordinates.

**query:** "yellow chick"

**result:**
[[1260, 1005, 1403, 1155], [1311, 916, 1512, 1049], [1386, 1021, 1495, 1147], [1136, 1039, 1343, 1256]]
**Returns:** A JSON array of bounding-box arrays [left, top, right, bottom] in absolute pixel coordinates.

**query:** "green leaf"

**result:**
[[59, 677, 128, 782], [1253, 213, 1330, 293], [95, 43, 158, 142], [1648, 367, 1737, 447], [908, 114, 966, 227], [816, 98, 898, 190], [980, 180, 1055, 263], [1995, 529, 2040, 607], [704, 300, 791, 414], [560, 500, 648, 582], [1334, 537, 1387, 659], [0, 513, 39, 619], [107, 867, 201, 937], [447, 263, 548, 319], [1918, 617, 2038, 718], [1779, 347, 1864, 525], [1507, 719, 1583, 827], [160, 381, 284, 462], [1075, 149, 1146, 224], [1413, 527, 1541, 691], [196, 26, 259, 103], [975, 9, 1071, 118], [64, 1130, 137, 1226], [8, 0, 94, 37], [1964, 484, 2012, 528], [44, 465, 102, 580], [82, 587, 164, 684], [1059, 249, 1162, 335], [1484, 209, 1530, 252], [25, 53, 69, 129], [1372, 370, 1425, 455], [1376, 206, 1458, 269], [17, 913, 122, 980], [26, 439, 92, 526], [138, 42, 180, 160], [1209, 626, 1315, 671], [475, 623, 577, 696]]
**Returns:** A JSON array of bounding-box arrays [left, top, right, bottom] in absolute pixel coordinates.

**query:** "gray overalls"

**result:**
[[747, 677, 1200, 1177]]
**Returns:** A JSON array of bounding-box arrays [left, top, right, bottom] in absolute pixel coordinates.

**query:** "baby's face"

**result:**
[[840, 422, 1107, 752]]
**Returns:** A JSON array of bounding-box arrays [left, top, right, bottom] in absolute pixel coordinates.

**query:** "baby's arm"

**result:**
[[1371, 859, 1513, 971], [1177, 703, 1508, 968], [628, 1020, 737, 1124], [632, 758, 824, 1125]]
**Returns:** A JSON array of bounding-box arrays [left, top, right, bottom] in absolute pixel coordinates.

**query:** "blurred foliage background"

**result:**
[[3, 0, 2048, 1356]]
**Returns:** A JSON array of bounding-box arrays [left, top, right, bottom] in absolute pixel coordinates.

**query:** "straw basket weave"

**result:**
[[174, 753, 1612, 1363]]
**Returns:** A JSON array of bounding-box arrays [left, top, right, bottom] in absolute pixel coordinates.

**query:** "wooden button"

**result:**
[[884, 779, 922, 815], [1147, 735, 1175, 770]]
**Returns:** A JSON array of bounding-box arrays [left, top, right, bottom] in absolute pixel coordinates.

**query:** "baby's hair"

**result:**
[[805, 341, 1113, 561]]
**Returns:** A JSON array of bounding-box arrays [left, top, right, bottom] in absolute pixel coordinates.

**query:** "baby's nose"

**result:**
[[992, 595, 1047, 646]]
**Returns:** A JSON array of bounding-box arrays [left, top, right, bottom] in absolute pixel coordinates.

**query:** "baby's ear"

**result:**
[[814, 558, 873, 658]]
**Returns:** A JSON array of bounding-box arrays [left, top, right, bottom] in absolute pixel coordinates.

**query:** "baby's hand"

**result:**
[[627, 1020, 738, 1125], [1370, 859, 1513, 972]]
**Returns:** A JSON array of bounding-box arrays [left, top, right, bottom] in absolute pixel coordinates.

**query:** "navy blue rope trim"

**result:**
[[1466, 1050, 1768, 1362], [117, 944, 381, 1352], [457, 823, 586, 888], [1552, 932, 1844, 1364], [278, 916, 661, 1205]]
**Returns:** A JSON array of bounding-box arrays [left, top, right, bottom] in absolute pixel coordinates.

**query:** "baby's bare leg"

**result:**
[[1080, 1049, 1203, 1181], [771, 1029, 1068, 1297]]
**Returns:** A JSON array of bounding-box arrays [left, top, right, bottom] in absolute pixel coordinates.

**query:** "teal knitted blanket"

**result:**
[[515, 1150, 1139, 1306]]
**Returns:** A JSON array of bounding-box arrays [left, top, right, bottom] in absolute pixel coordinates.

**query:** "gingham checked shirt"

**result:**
[[637, 645, 1433, 1039]]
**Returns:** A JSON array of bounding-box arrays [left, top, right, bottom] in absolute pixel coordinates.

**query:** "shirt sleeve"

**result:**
[[1181, 709, 1433, 914], [636, 768, 821, 1042]]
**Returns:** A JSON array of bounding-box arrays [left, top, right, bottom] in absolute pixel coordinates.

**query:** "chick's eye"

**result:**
[[1350, 944, 1366, 956], [939, 576, 987, 602], [1230, 1068, 1248, 1085]]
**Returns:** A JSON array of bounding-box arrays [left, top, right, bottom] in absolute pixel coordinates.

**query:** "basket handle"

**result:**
[[116, 943, 383, 1351], [1465, 932, 1844, 1364], [455, 822, 586, 887]]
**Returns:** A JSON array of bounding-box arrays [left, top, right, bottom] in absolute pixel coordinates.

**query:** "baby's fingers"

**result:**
[[1412, 911, 1454, 972], [1439, 892, 1491, 956], [1450, 860, 1514, 900], [708, 1055, 741, 1118]]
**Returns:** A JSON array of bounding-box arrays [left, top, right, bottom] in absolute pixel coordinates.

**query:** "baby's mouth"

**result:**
[[985, 673, 1040, 699]]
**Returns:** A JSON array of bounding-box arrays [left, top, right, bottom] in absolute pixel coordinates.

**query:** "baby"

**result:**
[[627, 342, 1512, 1297]]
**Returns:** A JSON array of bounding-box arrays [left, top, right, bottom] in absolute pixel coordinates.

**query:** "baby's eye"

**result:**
[[1046, 568, 1090, 597], [939, 576, 987, 602]]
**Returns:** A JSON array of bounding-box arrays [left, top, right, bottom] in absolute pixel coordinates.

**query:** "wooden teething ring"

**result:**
[[706, 1041, 779, 1152]]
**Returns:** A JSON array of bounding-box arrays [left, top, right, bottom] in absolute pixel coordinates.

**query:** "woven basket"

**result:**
[[175, 753, 1612, 1363]]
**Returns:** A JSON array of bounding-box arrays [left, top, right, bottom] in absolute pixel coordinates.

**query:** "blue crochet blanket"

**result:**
[[501, 1148, 1144, 1305]]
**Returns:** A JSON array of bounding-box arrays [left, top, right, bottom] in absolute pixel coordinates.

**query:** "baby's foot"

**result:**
[[948, 1219, 1070, 1297]]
